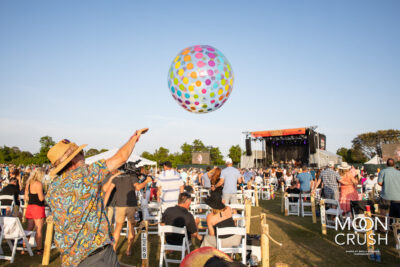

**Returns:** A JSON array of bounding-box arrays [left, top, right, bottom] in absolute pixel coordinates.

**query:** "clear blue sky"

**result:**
[[0, 0, 399, 157]]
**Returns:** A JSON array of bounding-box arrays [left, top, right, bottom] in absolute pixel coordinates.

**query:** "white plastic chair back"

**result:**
[[216, 226, 246, 264], [159, 225, 190, 267]]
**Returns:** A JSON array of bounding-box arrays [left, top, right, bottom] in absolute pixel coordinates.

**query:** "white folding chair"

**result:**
[[243, 189, 255, 206], [261, 185, 270, 200], [0, 217, 34, 263], [190, 204, 210, 235], [323, 198, 343, 229], [216, 227, 247, 264], [236, 193, 244, 204], [285, 194, 300, 216], [143, 202, 161, 235], [199, 189, 209, 203], [18, 195, 27, 215], [228, 204, 246, 227], [159, 225, 190, 267], [300, 193, 312, 217], [0, 196, 15, 216]]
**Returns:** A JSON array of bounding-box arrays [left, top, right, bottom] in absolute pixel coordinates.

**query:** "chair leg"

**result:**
[[23, 237, 33, 256], [242, 247, 246, 264], [10, 238, 18, 263], [159, 248, 164, 267]]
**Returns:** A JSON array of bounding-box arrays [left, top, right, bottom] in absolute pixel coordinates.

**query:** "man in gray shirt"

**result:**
[[378, 158, 400, 218], [215, 158, 241, 204]]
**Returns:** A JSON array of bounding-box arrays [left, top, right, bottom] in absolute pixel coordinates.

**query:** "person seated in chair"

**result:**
[[201, 195, 242, 248], [285, 180, 300, 202], [0, 178, 20, 216], [161, 192, 203, 245]]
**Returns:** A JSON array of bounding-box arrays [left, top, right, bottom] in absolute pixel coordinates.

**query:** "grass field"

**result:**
[[1, 194, 399, 266]]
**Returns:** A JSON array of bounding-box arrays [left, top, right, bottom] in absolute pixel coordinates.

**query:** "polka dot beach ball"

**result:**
[[167, 45, 234, 113]]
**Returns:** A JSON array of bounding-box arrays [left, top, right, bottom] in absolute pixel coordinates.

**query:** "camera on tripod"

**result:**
[[119, 159, 142, 176]]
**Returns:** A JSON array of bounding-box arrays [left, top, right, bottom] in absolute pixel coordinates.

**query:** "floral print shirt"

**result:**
[[46, 160, 111, 267]]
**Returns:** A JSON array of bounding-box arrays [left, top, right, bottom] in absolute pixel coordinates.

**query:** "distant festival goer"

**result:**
[[46, 128, 148, 267], [201, 195, 241, 248], [0, 177, 20, 215], [318, 161, 341, 201], [209, 167, 223, 199], [296, 166, 314, 193], [103, 167, 151, 256], [157, 161, 184, 209], [24, 168, 46, 255], [202, 167, 212, 189], [378, 158, 400, 218], [216, 158, 241, 204], [338, 162, 359, 216]]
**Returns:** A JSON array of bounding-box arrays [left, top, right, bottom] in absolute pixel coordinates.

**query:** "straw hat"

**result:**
[[205, 194, 225, 210], [47, 139, 87, 178], [338, 162, 351, 170], [180, 247, 233, 267]]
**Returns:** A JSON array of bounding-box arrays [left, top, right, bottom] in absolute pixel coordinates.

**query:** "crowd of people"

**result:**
[[0, 130, 399, 267]]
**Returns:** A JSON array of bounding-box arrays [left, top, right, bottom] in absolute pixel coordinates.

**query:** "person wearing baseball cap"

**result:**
[[214, 158, 241, 204], [46, 128, 148, 267]]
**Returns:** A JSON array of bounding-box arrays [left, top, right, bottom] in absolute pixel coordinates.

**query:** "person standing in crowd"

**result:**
[[338, 162, 359, 217], [24, 168, 46, 255], [209, 167, 223, 199], [202, 167, 212, 189], [316, 161, 341, 201], [157, 161, 184, 209], [161, 192, 203, 245], [201, 194, 241, 248], [46, 128, 148, 267], [364, 174, 378, 194], [0, 178, 20, 215], [215, 158, 241, 204], [103, 166, 151, 256], [102, 170, 122, 228], [296, 165, 314, 193], [180, 168, 188, 185], [378, 158, 400, 218], [243, 169, 253, 184], [283, 169, 293, 189]]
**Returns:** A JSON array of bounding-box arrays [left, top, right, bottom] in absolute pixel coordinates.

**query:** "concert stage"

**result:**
[[241, 127, 340, 168]]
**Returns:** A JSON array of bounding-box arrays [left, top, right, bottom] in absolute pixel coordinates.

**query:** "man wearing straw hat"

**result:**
[[46, 128, 148, 267]]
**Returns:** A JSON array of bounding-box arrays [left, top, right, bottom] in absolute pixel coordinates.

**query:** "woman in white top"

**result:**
[[283, 169, 293, 188]]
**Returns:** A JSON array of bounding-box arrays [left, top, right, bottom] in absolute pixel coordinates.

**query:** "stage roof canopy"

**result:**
[[251, 127, 306, 138]]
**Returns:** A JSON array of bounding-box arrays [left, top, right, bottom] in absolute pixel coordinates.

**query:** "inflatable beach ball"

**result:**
[[167, 45, 234, 113]]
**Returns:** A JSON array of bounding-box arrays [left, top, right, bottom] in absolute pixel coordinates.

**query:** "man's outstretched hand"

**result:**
[[132, 128, 149, 141]]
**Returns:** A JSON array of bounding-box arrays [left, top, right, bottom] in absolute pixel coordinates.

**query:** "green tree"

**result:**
[[179, 143, 192, 164], [336, 146, 367, 163], [192, 139, 206, 152], [210, 147, 224, 165], [352, 129, 400, 158], [228, 145, 242, 165], [349, 144, 368, 163], [34, 136, 56, 164], [85, 148, 100, 158], [336, 147, 350, 162], [153, 147, 170, 164]]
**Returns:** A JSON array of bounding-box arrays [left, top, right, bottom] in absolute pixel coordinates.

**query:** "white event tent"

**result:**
[[85, 148, 157, 167], [365, 155, 384, 165]]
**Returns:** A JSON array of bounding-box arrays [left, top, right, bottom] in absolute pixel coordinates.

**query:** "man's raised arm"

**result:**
[[106, 128, 148, 172]]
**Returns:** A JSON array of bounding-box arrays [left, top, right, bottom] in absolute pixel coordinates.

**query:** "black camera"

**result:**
[[119, 160, 142, 176]]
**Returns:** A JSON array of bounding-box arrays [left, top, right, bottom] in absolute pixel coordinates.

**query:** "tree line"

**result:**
[[140, 139, 242, 167], [0, 136, 242, 167], [336, 129, 400, 163], [0, 136, 109, 165]]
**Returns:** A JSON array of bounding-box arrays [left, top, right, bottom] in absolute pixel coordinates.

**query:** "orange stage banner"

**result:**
[[251, 128, 306, 138]]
